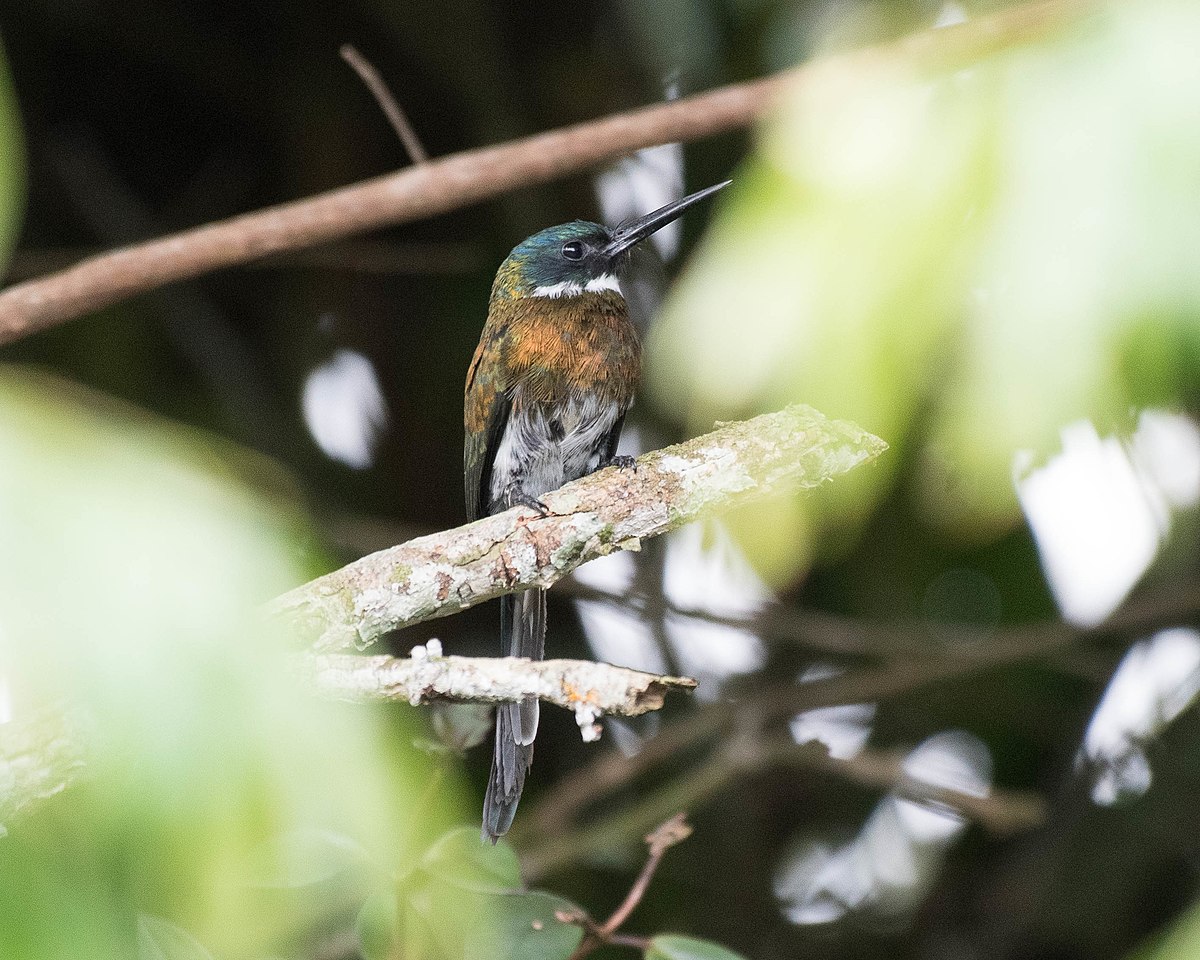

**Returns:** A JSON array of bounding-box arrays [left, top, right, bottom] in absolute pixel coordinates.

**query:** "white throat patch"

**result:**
[[585, 274, 622, 294], [530, 280, 581, 299], [531, 275, 622, 299]]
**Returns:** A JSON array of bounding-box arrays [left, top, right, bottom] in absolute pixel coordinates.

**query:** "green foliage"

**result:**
[[1133, 899, 1200, 960], [647, 0, 1200, 582], [357, 826, 584, 960], [0, 367, 468, 959], [0, 38, 25, 273], [646, 934, 749, 960], [477, 891, 585, 960], [421, 825, 524, 892], [136, 915, 216, 960]]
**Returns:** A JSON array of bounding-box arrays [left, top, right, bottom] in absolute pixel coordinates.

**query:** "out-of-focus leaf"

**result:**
[[137, 915, 215, 960], [249, 828, 373, 889], [1134, 898, 1200, 960], [645, 934, 748, 960], [356, 887, 399, 960], [409, 885, 583, 960], [0, 367, 469, 959], [647, 0, 1200, 582], [0, 39, 26, 274], [463, 891, 583, 960], [421, 826, 523, 892], [408, 832, 582, 960]]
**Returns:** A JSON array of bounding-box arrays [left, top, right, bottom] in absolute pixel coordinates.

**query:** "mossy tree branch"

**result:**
[[266, 405, 888, 653]]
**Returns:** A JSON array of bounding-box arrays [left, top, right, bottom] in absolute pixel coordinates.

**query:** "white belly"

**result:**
[[490, 394, 623, 509]]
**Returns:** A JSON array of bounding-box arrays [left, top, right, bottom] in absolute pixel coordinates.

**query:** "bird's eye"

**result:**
[[561, 241, 584, 261]]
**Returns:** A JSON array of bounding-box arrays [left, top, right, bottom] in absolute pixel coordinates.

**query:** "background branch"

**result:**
[[521, 734, 1049, 881], [266, 404, 887, 653], [517, 579, 1197, 868], [0, 0, 1087, 345]]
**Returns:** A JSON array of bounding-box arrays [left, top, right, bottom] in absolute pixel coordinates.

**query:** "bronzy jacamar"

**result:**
[[464, 181, 729, 840]]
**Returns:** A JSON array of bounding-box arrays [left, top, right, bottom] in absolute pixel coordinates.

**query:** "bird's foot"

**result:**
[[607, 454, 638, 473], [513, 493, 551, 518]]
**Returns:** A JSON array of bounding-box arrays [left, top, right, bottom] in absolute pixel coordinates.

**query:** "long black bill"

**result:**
[[602, 179, 731, 259]]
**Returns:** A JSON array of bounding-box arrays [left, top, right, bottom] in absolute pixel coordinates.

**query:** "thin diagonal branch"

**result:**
[[265, 405, 888, 653], [339, 44, 430, 164], [0, 0, 1088, 345]]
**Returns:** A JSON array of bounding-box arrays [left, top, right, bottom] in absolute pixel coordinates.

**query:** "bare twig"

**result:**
[[266, 405, 887, 653], [600, 814, 693, 936], [562, 814, 693, 960], [795, 741, 1046, 834], [0, 0, 1088, 345], [4, 240, 482, 280], [339, 44, 430, 165], [0, 654, 695, 824]]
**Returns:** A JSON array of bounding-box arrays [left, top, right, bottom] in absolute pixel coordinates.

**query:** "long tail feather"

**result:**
[[482, 588, 546, 842]]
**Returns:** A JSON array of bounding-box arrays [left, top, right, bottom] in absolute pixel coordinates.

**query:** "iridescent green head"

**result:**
[[490, 181, 730, 302]]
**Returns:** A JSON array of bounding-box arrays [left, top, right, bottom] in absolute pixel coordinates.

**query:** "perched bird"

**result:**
[[464, 181, 730, 840]]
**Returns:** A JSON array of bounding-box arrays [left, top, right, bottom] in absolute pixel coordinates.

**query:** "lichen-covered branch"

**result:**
[[267, 405, 887, 653], [0, 653, 694, 823], [302, 648, 696, 740]]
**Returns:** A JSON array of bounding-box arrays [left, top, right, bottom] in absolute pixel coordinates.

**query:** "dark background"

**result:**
[[1, 2, 1198, 959]]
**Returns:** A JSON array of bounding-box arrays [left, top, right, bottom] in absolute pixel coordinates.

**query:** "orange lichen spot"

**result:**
[[561, 680, 601, 705]]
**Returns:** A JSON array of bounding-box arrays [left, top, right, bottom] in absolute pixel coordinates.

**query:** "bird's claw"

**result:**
[[608, 454, 638, 473], [514, 494, 551, 518]]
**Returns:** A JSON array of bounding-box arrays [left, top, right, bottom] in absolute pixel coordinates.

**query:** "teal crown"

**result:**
[[490, 221, 617, 301]]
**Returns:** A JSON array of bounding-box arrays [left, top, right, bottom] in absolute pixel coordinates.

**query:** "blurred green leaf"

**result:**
[[406, 828, 582, 960], [421, 826, 523, 893], [249, 828, 373, 889], [645, 934, 748, 960], [0, 367, 469, 959], [1133, 898, 1200, 960], [407, 883, 584, 960], [648, 0, 1200, 581], [431, 703, 495, 753], [137, 915, 215, 960], [356, 887, 400, 960], [464, 891, 583, 960], [0, 38, 26, 275]]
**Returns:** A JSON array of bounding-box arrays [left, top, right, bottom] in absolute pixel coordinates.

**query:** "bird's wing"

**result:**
[[464, 321, 512, 521]]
